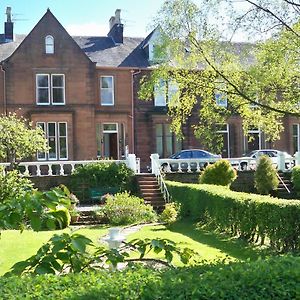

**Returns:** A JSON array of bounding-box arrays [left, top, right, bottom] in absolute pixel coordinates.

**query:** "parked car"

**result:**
[[162, 149, 221, 172], [236, 149, 293, 170]]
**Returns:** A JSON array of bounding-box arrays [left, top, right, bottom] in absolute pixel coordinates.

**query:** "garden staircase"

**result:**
[[136, 173, 165, 212], [276, 172, 296, 199], [71, 210, 99, 226]]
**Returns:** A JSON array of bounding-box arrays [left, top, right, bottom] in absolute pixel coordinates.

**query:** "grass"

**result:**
[[0, 226, 108, 276], [127, 219, 270, 266], [0, 220, 272, 275]]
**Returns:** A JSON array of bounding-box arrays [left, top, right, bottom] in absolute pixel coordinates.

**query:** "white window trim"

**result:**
[[36, 122, 47, 161], [217, 123, 230, 157], [48, 122, 58, 161], [293, 124, 300, 154], [36, 74, 65, 105], [51, 74, 66, 105], [103, 122, 118, 133], [45, 35, 54, 54], [58, 122, 68, 160], [100, 76, 114, 106], [36, 74, 50, 105], [154, 79, 167, 107], [244, 128, 263, 150], [36, 122, 68, 161]]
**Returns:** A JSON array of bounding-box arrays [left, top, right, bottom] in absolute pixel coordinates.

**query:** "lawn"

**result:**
[[0, 220, 270, 275], [0, 226, 108, 276], [127, 220, 268, 265]]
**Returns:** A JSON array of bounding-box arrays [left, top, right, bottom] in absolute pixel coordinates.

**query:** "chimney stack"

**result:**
[[107, 9, 123, 44], [4, 7, 13, 42]]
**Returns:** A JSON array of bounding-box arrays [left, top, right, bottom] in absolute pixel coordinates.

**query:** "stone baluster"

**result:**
[[59, 163, 64, 175], [36, 165, 41, 176], [48, 164, 53, 176]]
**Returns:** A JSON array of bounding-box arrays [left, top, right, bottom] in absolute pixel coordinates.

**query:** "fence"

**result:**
[[0, 154, 140, 177], [151, 152, 300, 174]]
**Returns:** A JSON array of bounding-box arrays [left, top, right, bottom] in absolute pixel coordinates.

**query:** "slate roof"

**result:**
[[0, 33, 150, 68], [73, 36, 150, 68], [0, 33, 255, 68], [0, 34, 26, 62]]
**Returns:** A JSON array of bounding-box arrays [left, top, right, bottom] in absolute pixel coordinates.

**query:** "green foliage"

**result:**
[[6, 231, 195, 276], [101, 192, 158, 225], [0, 186, 71, 231], [291, 166, 300, 193], [159, 202, 180, 224], [46, 207, 71, 230], [139, 0, 300, 152], [0, 113, 48, 168], [167, 181, 300, 252], [70, 162, 136, 201], [254, 156, 279, 195], [199, 159, 237, 186], [1, 256, 299, 299], [0, 168, 33, 202]]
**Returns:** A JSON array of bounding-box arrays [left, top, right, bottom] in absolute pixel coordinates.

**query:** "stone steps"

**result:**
[[137, 173, 165, 212]]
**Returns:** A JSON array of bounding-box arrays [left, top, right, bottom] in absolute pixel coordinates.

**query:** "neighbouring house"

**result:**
[[0, 7, 299, 171]]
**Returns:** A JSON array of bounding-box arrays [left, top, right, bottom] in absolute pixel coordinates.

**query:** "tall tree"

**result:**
[[139, 0, 300, 153], [0, 113, 48, 169]]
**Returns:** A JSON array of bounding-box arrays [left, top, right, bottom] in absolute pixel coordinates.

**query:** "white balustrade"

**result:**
[[0, 157, 136, 177]]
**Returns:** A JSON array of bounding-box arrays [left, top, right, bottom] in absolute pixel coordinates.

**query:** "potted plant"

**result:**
[[70, 209, 80, 224]]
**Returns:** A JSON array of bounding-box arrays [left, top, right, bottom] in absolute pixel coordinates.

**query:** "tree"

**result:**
[[139, 0, 300, 153], [254, 155, 279, 194], [0, 113, 48, 169]]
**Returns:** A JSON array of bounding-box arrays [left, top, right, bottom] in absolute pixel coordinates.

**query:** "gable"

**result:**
[[4, 9, 93, 66]]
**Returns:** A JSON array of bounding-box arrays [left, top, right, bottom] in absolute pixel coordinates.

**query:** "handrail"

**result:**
[[151, 155, 171, 203], [276, 172, 291, 194]]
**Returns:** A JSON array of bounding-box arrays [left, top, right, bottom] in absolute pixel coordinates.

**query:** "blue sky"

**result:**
[[1, 0, 166, 37]]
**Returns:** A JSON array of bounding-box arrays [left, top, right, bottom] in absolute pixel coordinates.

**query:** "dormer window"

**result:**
[[45, 35, 54, 54]]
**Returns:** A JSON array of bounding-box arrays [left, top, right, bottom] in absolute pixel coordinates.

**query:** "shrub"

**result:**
[[0, 168, 33, 202], [46, 207, 71, 229], [254, 155, 279, 195], [167, 181, 300, 252], [291, 166, 300, 194], [69, 162, 136, 201], [159, 202, 180, 224], [199, 159, 237, 187], [0, 256, 299, 299], [102, 192, 157, 225]]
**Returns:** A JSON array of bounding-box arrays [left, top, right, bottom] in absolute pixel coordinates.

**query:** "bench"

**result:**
[[89, 187, 119, 204]]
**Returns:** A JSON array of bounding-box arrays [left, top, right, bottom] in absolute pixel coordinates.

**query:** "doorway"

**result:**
[[103, 123, 118, 159]]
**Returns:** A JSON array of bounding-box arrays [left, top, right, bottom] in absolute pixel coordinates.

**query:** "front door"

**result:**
[[103, 123, 118, 159]]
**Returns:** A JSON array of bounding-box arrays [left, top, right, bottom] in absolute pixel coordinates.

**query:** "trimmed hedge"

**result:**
[[0, 256, 299, 299], [167, 181, 300, 251]]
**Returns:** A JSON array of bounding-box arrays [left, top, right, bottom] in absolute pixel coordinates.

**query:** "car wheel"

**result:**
[[161, 163, 169, 173], [240, 162, 247, 171]]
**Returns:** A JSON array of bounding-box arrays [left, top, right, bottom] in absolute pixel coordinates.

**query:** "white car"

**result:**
[[235, 149, 293, 170]]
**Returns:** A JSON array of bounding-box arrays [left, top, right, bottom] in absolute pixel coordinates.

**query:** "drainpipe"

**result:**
[[131, 69, 141, 154], [0, 64, 7, 115]]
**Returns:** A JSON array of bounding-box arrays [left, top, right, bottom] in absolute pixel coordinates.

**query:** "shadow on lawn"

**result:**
[[159, 220, 273, 261]]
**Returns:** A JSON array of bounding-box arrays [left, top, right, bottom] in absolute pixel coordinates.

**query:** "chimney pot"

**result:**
[[107, 9, 123, 44]]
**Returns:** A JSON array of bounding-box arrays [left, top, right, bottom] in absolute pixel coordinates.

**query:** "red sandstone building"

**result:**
[[0, 8, 299, 170]]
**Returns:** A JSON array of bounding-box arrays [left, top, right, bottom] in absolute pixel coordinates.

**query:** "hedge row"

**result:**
[[0, 256, 299, 299], [167, 181, 300, 251]]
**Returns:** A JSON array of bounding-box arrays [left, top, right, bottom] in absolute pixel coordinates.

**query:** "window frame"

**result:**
[[36, 74, 50, 105], [51, 74, 65, 105], [36, 74, 65, 105], [45, 35, 54, 54], [36, 122, 68, 161], [58, 122, 68, 160], [100, 76, 114, 106], [36, 122, 47, 160]]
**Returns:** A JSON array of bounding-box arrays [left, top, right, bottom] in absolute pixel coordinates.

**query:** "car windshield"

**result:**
[[243, 151, 257, 157]]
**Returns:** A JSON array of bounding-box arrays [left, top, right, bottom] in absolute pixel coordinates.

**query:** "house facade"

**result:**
[[0, 8, 299, 171]]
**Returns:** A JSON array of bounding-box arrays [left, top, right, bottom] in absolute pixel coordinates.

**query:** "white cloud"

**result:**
[[65, 22, 108, 36]]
